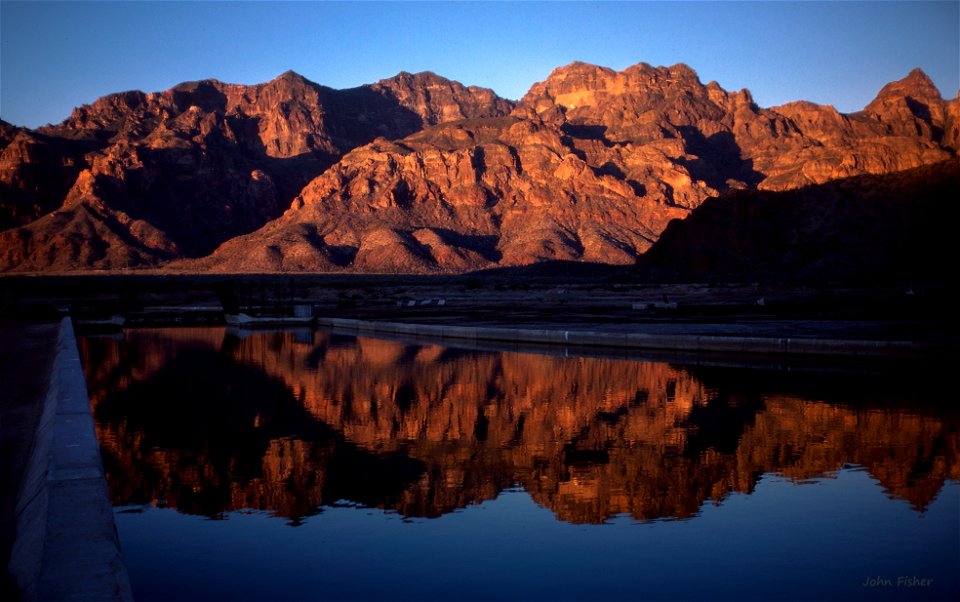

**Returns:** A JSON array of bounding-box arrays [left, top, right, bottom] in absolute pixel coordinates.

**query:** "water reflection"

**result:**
[[79, 328, 959, 525]]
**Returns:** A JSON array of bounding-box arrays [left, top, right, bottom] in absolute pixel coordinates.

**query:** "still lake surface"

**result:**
[[78, 327, 959, 601]]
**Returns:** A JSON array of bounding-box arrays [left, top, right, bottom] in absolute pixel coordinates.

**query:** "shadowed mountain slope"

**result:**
[[635, 158, 960, 284]]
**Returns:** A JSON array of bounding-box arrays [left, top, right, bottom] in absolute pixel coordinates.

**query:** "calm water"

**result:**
[[78, 327, 959, 601]]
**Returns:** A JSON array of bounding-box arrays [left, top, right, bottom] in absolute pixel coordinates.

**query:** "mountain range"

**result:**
[[1, 62, 957, 274]]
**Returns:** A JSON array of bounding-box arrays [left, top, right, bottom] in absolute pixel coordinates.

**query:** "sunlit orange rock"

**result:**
[[189, 63, 957, 273], [2, 63, 956, 272], [0, 71, 511, 271]]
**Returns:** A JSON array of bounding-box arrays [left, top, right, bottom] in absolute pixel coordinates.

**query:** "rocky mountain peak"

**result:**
[[522, 61, 619, 103], [369, 70, 514, 125], [898, 68, 941, 98], [172, 77, 226, 92], [55, 89, 155, 138], [549, 61, 616, 78], [865, 67, 943, 111], [666, 62, 697, 75], [0, 119, 19, 139], [519, 60, 715, 118], [245, 71, 328, 105], [381, 70, 449, 87], [273, 69, 309, 83], [860, 68, 952, 145]]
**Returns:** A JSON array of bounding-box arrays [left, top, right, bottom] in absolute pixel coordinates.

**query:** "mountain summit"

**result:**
[[1, 64, 956, 273], [867, 68, 944, 108]]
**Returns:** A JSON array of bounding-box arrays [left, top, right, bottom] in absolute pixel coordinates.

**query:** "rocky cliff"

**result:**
[[0, 71, 511, 270], [182, 63, 960, 273], [2, 63, 956, 272]]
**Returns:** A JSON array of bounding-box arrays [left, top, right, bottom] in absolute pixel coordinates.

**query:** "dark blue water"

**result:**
[[79, 328, 960, 601]]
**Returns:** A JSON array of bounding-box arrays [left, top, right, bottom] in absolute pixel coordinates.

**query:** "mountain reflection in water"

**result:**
[[79, 327, 959, 526]]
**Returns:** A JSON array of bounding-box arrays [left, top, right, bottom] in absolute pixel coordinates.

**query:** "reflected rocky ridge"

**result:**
[[79, 328, 959, 525]]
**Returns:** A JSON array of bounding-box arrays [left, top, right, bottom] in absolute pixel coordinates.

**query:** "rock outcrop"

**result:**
[[1, 63, 957, 272], [187, 114, 690, 272], [0, 120, 93, 230]]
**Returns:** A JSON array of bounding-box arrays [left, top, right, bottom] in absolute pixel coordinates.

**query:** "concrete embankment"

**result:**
[[7, 318, 132, 601], [315, 317, 933, 358]]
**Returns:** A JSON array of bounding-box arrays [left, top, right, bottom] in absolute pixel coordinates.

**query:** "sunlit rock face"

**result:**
[[189, 115, 691, 272], [182, 63, 957, 273], [512, 62, 953, 193], [79, 329, 959, 525], [0, 71, 510, 271], [2, 64, 956, 272]]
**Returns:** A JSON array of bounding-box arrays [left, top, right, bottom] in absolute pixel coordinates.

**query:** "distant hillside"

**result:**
[[635, 159, 960, 285]]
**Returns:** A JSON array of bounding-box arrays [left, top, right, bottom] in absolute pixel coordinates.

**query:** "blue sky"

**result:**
[[1, 1, 957, 128]]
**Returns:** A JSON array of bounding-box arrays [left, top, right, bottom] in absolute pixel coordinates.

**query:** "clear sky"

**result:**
[[1, 1, 958, 128]]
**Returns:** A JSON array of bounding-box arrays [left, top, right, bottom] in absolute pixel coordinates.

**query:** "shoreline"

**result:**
[[314, 316, 937, 359]]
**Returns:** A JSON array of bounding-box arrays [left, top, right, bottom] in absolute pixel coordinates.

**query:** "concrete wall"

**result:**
[[8, 318, 133, 602]]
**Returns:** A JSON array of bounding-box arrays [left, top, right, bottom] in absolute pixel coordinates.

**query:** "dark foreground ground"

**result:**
[[0, 269, 951, 345], [0, 320, 58, 600]]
